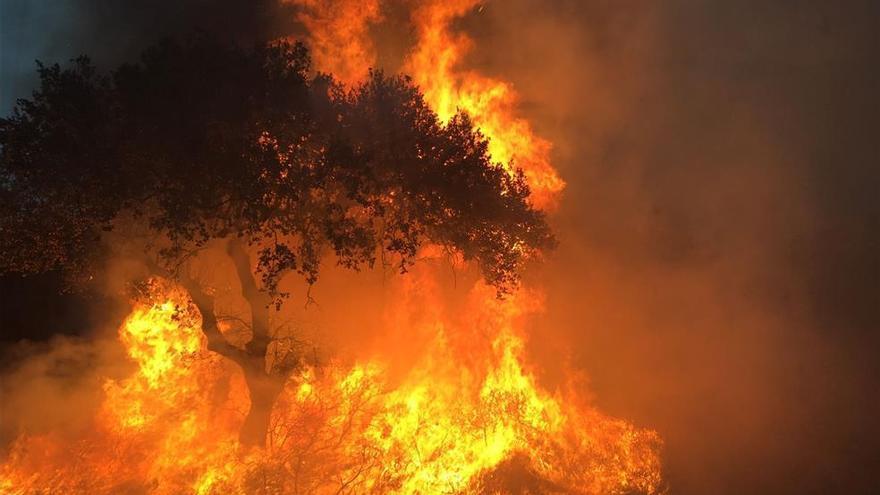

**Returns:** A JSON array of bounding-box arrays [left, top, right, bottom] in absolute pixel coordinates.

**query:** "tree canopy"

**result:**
[[0, 37, 553, 301], [0, 36, 557, 447]]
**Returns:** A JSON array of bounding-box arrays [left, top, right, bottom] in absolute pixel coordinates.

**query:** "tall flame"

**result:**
[[1, 275, 661, 494], [404, 0, 564, 208], [287, 0, 564, 207]]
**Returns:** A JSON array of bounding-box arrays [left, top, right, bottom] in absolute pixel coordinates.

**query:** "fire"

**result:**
[[287, 0, 382, 86], [404, 0, 564, 208], [285, 0, 564, 208], [1, 277, 661, 494], [1, 1, 662, 493]]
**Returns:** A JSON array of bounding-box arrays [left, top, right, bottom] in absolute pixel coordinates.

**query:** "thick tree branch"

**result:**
[[179, 275, 248, 364], [143, 255, 246, 364], [227, 237, 272, 357]]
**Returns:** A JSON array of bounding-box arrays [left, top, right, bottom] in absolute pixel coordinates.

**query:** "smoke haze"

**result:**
[[2, 1, 879, 493]]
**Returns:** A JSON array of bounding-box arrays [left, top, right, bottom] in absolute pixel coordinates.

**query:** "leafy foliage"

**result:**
[[0, 37, 554, 300]]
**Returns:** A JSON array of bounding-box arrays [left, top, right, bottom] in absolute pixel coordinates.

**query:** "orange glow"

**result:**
[[285, 0, 382, 85], [1, 277, 661, 494], [287, 0, 564, 207], [404, 0, 564, 208], [1, 2, 661, 493]]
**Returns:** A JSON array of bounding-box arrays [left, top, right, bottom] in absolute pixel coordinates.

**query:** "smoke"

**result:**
[[2, 0, 879, 493], [0, 335, 132, 446], [460, 1, 880, 493]]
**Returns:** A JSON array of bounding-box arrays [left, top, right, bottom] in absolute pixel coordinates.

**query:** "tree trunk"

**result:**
[[239, 359, 285, 447], [226, 238, 282, 447], [170, 239, 290, 449], [186, 287, 281, 447]]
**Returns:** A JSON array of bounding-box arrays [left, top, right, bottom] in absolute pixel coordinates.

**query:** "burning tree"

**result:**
[[0, 37, 554, 447], [1, 14, 665, 490]]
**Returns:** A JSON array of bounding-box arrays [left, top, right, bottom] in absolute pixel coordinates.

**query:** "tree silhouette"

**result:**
[[0, 36, 554, 446]]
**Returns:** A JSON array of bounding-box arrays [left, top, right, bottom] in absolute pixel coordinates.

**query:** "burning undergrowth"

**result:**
[[1, 274, 660, 494]]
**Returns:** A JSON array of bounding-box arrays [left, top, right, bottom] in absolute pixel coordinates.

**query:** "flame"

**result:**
[[288, 0, 564, 207], [1, 2, 662, 493], [403, 0, 564, 208], [1, 277, 661, 494], [285, 0, 382, 85]]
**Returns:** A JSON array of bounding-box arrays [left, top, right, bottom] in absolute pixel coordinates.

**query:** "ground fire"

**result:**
[[1, 273, 661, 494], [1, 1, 662, 494]]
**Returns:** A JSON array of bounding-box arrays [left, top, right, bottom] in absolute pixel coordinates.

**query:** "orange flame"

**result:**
[[289, 0, 564, 207], [1, 276, 661, 494], [404, 0, 564, 208], [285, 0, 382, 85]]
